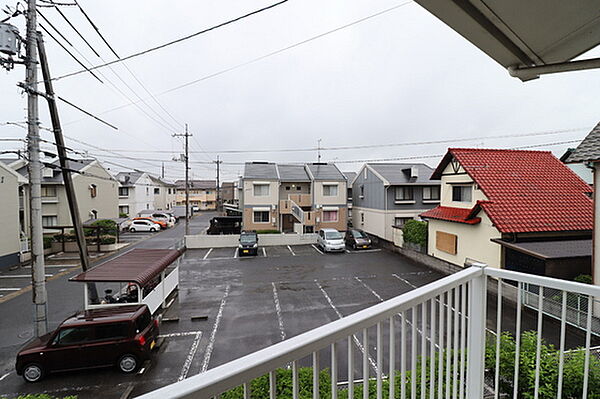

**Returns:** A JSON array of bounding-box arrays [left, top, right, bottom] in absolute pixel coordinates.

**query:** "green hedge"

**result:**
[[255, 230, 280, 234], [84, 219, 117, 236], [402, 220, 427, 247], [43, 236, 53, 249]]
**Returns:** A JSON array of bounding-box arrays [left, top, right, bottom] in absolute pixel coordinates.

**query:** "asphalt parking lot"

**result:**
[[1, 240, 596, 398]]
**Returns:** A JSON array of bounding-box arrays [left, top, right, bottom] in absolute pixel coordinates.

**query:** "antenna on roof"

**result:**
[[317, 138, 322, 163]]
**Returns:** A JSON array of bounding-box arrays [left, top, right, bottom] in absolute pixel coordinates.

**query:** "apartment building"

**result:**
[[116, 171, 155, 216], [149, 175, 177, 211], [175, 180, 217, 210], [0, 161, 27, 269], [241, 162, 347, 233]]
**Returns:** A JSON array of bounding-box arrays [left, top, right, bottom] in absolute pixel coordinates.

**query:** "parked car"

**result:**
[[133, 217, 167, 229], [16, 304, 158, 382], [317, 228, 345, 253], [207, 216, 242, 235], [129, 219, 161, 232], [192, 206, 200, 212], [238, 231, 259, 256], [345, 229, 372, 250], [149, 212, 175, 228]]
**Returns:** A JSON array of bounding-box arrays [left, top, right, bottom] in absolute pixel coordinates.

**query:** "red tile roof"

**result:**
[[421, 206, 481, 225], [428, 149, 593, 233]]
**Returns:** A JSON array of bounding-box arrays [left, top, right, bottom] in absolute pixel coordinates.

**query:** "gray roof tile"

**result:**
[[305, 163, 345, 180], [367, 163, 439, 185], [567, 122, 600, 163], [278, 164, 310, 181], [243, 162, 279, 180]]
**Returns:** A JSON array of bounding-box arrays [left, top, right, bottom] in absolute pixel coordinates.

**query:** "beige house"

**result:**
[[13, 159, 119, 230], [149, 175, 177, 211], [175, 180, 217, 210], [421, 149, 593, 280], [241, 162, 347, 233], [0, 161, 27, 269]]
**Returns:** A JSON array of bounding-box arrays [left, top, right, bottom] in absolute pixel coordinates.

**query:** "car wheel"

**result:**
[[118, 354, 138, 373], [129, 227, 136, 232], [150, 227, 156, 232], [22, 363, 44, 383]]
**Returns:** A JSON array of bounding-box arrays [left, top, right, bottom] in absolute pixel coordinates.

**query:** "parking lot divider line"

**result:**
[[0, 274, 53, 278], [354, 276, 439, 350], [200, 284, 231, 373], [271, 282, 286, 342], [234, 248, 238, 258], [287, 245, 296, 256], [203, 248, 213, 260], [262, 247, 267, 257], [159, 331, 203, 338], [314, 280, 378, 373], [0, 372, 12, 382], [0, 288, 21, 291], [178, 331, 203, 381], [311, 244, 324, 255]]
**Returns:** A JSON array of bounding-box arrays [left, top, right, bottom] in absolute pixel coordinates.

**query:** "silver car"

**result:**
[[317, 228, 345, 253]]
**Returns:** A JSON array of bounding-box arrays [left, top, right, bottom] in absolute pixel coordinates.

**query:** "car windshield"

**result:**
[[240, 234, 256, 243], [325, 231, 343, 240], [352, 230, 365, 238]]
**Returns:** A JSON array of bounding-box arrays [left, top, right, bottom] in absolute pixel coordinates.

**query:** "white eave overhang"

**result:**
[[414, 0, 600, 81]]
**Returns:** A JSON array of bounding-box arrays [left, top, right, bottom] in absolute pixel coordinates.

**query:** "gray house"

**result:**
[[351, 163, 440, 242]]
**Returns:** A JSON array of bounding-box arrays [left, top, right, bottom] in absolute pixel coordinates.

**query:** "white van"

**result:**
[[317, 228, 345, 253]]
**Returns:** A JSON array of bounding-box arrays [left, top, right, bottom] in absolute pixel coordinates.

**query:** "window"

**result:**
[[206, 190, 210, 194], [154, 188, 160, 195], [42, 216, 57, 227], [297, 186, 301, 191], [119, 205, 129, 216], [90, 184, 97, 198], [41, 186, 56, 197], [285, 186, 291, 191], [253, 211, 270, 223], [360, 185, 364, 198], [323, 210, 338, 222], [423, 186, 440, 201], [146, 187, 149, 195], [95, 323, 129, 341], [394, 217, 411, 227], [452, 186, 472, 202], [118, 187, 129, 197], [323, 184, 338, 196], [360, 212, 365, 224], [364, 168, 368, 179], [395, 187, 414, 201], [253, 184, 269, 196], [135, 309, 151, 333], [55, 326, 94, 346]]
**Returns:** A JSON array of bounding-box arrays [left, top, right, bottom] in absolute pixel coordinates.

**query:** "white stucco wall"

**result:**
[[243, 180, 279, 206], [427, 212, 501, 268], [313, 181, 347, 206], [0, 163, 21, 262], [439, 163, 488, 208], [353, 206, 425, 242]]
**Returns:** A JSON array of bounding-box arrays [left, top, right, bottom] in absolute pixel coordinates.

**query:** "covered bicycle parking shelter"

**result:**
[[70, 248, 182, 314]]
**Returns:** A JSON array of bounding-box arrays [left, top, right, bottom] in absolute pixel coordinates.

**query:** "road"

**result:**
[[0, 212, 214, 386]]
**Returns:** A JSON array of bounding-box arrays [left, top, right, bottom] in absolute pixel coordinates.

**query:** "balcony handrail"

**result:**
[[137, 267, 481, 399], [487, 268, 600, 297]]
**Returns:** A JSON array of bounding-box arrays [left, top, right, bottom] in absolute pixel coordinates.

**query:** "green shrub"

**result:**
[[84, 219, 117, 236], [43, 236, 53, 249], [575, 274, 593, 284], [53, 233, 76, 242], [100, 236, 116, 245], [256, 230, 280, 234], [402, 220, 427, 247], [119, 212, 129, 218]]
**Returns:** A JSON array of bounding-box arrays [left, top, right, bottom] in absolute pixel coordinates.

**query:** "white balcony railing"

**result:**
[[138, 264, 600, 399]]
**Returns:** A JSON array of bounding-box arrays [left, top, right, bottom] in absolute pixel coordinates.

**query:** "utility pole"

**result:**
[[317, 138, 322, 162], [215, 155, 221, 212], [25, 0, 48, 336], [37, 33, 98, 303], [173, 125, 191, 235], [161, 162, 165, 179]]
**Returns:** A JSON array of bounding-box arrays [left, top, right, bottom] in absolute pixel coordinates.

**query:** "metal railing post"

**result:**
[[466, 262, 487, 398]]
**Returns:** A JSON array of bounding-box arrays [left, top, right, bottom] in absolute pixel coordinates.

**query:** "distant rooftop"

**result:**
[[566, 122, 600, 163], [305, 163, 345, 181], [366, 163, 438, 185], [243, 162, 279, 180], [278, 164, 310, 182]]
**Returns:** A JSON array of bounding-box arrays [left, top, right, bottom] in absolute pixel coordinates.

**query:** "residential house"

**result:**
[[351, 163, 440, 242], [221, 182, 236, 204], [175, 180, 217, 210], [241, 162, 347, 233], [116, 171, 154, 217], [343, 171, 357, 226], [421, 148, 593, 280], [148, 175, 177, 211], [561, 148, 593, 185], [0, 161, 27, 269]]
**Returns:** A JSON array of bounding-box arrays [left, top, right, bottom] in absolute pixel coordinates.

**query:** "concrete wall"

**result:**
[[427, 212, 502, 268], [0, 163, 21, 269], [313, 181, 347, 206], [186, 233, 318, 248]]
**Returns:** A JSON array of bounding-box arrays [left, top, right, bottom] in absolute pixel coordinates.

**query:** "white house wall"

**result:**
[[427, 212, 501, 268], [353, 206, 427, 241], [0, 163, 21, 268], [439, 163, 488, 208]]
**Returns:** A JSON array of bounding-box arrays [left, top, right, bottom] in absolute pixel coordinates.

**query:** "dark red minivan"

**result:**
[[16, 304, 158, 382]]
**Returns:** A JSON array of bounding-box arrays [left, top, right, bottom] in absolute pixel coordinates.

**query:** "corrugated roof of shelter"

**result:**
[[491, 239, 591, 260], [430, 148, 593, 233], [70, 248, 182, 286], [278, 164, 310, 181], [367, 163, 439, 185], [243, 162, 279, 180], [566, 122, 600, 163], [305, 163, 345, 180]]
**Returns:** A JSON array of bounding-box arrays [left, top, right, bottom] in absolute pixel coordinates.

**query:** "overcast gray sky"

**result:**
[[1, 0, 599, 181]]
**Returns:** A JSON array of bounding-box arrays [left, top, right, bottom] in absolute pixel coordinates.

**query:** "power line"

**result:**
[[50, 0, 290, 81]]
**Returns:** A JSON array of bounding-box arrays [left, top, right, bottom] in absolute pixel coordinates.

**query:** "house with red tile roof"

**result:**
[[420, 148, 593, 279]]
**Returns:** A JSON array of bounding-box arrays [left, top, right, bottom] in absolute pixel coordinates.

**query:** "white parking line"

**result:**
[[200, 284, 231, 373], [0, 274, 52, 278], [159, 331, 203, 338], [392, 273, 417, 289], [315, 280, 378, 373], [271, 282, 285, 342], [178, 331, 203, 381], [0, 372, 11, 382], [0, 288, 21, 291], [233, 248, 238, 258], [262, 247, 267, 257], [22, 264, 79, 268], [287, 245, 296, 256], [203, 248, 213, 260], [311, 244, 324, 255]]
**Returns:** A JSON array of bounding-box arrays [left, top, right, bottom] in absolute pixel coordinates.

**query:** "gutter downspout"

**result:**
[[594, 162, 600, 317], [385, 185, 389, 241]]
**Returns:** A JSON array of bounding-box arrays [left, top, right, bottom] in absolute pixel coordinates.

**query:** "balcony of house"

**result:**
[[288, 193, 312, 207], [139, 263, 600, 399]]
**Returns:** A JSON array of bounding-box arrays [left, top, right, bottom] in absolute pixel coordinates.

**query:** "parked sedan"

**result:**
[[345, 229, 372, 250], [133, 217, 167, 229], [317, 228, 345, 253], [129, 219, 161, 233], [238, 231, 259, 256]]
